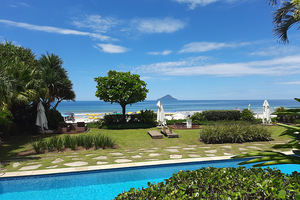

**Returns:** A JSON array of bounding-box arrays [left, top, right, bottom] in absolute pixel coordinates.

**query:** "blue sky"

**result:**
[[1, 0, 300, 101]]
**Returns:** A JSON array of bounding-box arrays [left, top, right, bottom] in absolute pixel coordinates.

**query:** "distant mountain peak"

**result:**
[[157, 95, 178, 101]]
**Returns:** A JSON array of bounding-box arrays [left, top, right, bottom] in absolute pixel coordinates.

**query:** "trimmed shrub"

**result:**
[[103, 110, 156, 126], [190, 112, 205, 121], [115, 167, 300, 199], [200, 124, 272, 144], [202, 110, 241, 121], [240, 108, 255, 122], [47, 109, 64, 129]]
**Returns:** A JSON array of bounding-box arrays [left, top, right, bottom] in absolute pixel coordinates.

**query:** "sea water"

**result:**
[[1, 158, 299, 200], [55, 99, 299, 115]]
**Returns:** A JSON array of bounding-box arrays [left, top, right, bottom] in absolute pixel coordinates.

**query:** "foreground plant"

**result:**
[[233, 123, 300, 166], [115, 167, 300, 199]]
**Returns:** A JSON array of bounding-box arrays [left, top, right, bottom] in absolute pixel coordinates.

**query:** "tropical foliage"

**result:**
[[0, 41, 74, 135], [268, 0, 300, 43], [233, 122, 300, 166], [95, 70, 149, 121], [39, 52, 75, 110], [115, 167, 300, 199]]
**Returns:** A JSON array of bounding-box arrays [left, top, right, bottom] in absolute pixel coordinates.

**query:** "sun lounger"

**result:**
[[58, 122, 70, 133], [161, 126, 179, 138], [148, 130, 163, 139], [76, 122, 87, 132]]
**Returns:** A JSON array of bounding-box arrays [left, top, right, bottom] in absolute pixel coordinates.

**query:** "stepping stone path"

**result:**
[[115, 159, 132, 163], [166, 146, 181, 148], [52, 158, 64, 164], [97, 161, 108, 165], [65, 155, 77, 158], [72, 158, 84, 160], [131, 155, 142, 158], [199, 147, 211, 149], [143, 150, 156, 152], [221, 146, 232, 149], [164, 149, 179, 152], [183, 148, 195, 150], [19, 164, 42, 171], [239, 148, 247, 151], [205, 149, 217, 153], [149, 153, 162, 157], [247, 146, 262, 150], [85, 154, 96, 157], [64, 161, 88, 167], [27, 162, 41, 165], [46, 165, 58, 169], [109, 152, 123, 156], [13, 162, 21, 168], [93, 156, 107, 160], [188, 154, 201, 158], [223, 153, 233, 156], [170, 155, 182, 159], [187, 145, 198, 147]]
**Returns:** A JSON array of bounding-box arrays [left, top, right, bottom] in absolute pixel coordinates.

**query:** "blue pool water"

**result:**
[[0, 158, 299, 200]]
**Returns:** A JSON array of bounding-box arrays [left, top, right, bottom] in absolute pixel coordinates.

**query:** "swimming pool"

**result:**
[[0, 158, 299, 200]]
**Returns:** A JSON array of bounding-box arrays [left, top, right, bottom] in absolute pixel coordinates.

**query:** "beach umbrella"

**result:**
[[262, 100, 271, 124], [63, 112, 74, 116], [157, 101, 166, 127], [136, 111, 141, 114], [36, 102, 48, 134], [128, 112, 133, 114]]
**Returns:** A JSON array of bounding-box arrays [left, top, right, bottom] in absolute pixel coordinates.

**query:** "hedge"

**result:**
[[115, 167, 300, 199]]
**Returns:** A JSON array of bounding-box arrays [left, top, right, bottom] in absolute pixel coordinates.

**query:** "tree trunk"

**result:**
[[121, 104, 126, 123], [53, 99, 62, 110]]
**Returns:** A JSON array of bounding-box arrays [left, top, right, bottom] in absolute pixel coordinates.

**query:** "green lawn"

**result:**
[[0, 125, 291, 172]]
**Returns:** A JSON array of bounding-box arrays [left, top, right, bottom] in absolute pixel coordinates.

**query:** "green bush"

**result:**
[[202, 110, 241, 121], [63, 135, 72, 148], [103, 110, 156, 126], [200, 124, 272, 144], [87, 120, 103, 128], [47, 109, 64, 129], [31, 139, 45, 154], [240, 108, 255, 122], [115, 167, 300, 199], [190, 112, 205, 121]]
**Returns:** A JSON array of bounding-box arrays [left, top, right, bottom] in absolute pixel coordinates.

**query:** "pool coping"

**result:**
[[0, 150, 294, 178]]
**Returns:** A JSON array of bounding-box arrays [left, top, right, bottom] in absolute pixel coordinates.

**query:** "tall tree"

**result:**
[[95, 70, 149, 121], [268, 0, 300, 43], [39, 52, 76, 110]]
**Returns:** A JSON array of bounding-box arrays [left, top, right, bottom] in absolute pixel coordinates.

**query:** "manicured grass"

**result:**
[[0, 124, 292, 172]]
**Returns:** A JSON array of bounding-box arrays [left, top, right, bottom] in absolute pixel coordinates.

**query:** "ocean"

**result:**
[[54, 99, 299, 116]]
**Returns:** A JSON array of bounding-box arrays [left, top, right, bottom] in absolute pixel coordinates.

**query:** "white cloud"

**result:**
[[0, 19, 117, 41], [173, 0, 240, 9], [249, 46, 300, 56], [179, 41, 249, 53], [147, 50, 172, 55], [131, 17, 186, 33], [133, 55, 300, 77], [278, 81, 300, 85], [94, 43, 130, 53], [72, 15, 120, 33]]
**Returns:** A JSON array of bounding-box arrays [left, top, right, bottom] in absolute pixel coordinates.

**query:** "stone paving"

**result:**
[[2, 143, 288, 173]]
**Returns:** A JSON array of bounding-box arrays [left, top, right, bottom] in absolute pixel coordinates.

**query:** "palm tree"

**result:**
[[268, 0, 300, 43], [39, 52, 75, 110]]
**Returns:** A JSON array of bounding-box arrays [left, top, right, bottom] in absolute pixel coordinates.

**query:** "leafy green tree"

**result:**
[[95, 70, 149, 121], [39, 52, 76, 110], [268, 0, 300, 43]]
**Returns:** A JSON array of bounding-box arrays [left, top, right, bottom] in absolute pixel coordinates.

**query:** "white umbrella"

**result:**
[[36, 102, 48, 134], [156, 101, 166, 126], [262, 100, 271, 124]]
